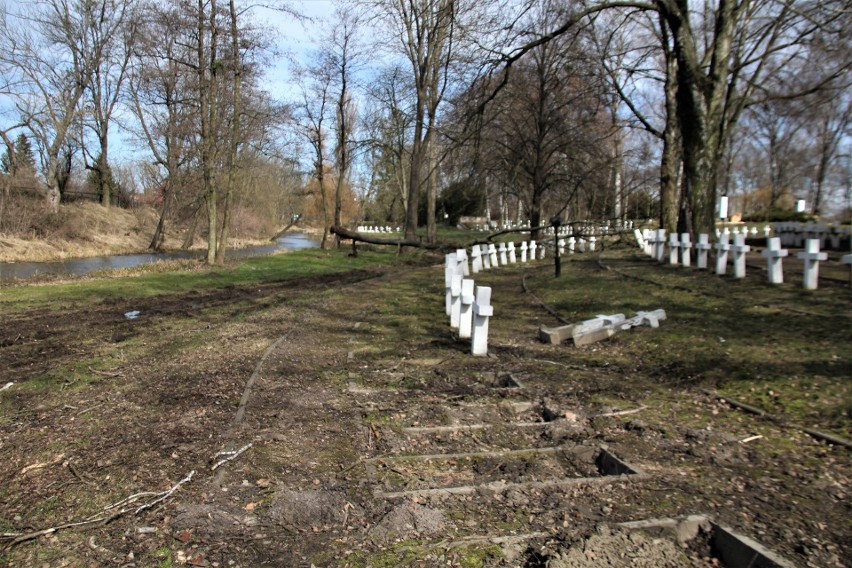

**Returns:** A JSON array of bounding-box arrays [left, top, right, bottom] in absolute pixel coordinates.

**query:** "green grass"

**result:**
[[0, 249, 422, 309]]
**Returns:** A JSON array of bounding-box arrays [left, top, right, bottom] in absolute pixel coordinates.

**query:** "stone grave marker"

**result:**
[[568, 236, 576, 254], [508, 242, 517, 263], [471, 286, 493, 357], [471, 246, 483, 273], [668, 233, 680, 265], [797, 239, 827, 290], [481, 244, 491, 270], [529, 240, 537, 260], [696, 234, 711, 269], [488, 243, 499, 267], [842, 254, 852, 287], [449, 273, 463, 329], [456, 248, 470, 276], [761, 237, 788, 284], [731, 233, 751, 278], [458, 279, 475, 339], [520, 241, 528, 263], [715, 234, 730, 275], [589, 236, 597, 252], [444, 253, 457, 315], [499, 242, 508, 265], [680, 233, 693, 267], [654, 229, 666, 262]]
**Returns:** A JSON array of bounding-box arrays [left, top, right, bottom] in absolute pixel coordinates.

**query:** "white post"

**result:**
[[471, 246, 483, 273], [488, 244, 499, 267], [470, 286, 493, 357], [568, 236, 576, 254], [797, 239, 827, 290], [499, 242, 508, 265], [449, 273, 462, 329], [680, 233, 692, 267], [731, 233, 751, 278], [520, 241, 528, 263], [456, 249, 470, 276], [459, 279, 475, 339], [481, 244, 491, 270], [539, 242, 546, 260], [761, 237, 788, 284], [715, 234, 730, 275], [529, 240, 537, 260], [655, 229, 667, 262], [445, 253, 457, 316], [668, 233, 680, 265], [696, 234, 711, 269], [589, 236, 597, 252], [508, 242, 517, 263]]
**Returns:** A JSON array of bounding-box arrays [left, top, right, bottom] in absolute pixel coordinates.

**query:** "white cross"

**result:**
[[797, 239, 827, 290], [680, 233, 693, 267], [481, 244, 491, 270], [715, 234, 730, 275], [654, 229, 666, 262], [761, 237, 788, 284], [668, 233, 680, 265], [459, 278, 475, 339], [470, 246, 483, 273], [471, 286, 493, 357], [508, 242, 517, 263], [730, 233, 751, 279], [499, 242, 508, 265], [520, 241, 528, 263]]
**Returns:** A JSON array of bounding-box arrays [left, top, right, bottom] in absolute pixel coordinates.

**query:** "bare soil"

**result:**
[[0, 247, 849, 567]]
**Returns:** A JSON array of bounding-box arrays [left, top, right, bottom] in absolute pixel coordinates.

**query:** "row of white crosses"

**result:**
[[445, 251, 494, 356], [636, 228, 836, 290], [774, 221, 852, 250]]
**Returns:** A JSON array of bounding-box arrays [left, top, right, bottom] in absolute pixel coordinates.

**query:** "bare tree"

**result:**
[[0, 0, 120, 213]]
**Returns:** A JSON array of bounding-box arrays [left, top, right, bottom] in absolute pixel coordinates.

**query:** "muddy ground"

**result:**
[[0, 246, 849, 567]]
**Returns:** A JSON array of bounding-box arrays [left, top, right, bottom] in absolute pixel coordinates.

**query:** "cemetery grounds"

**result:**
[[0, 242, 849, 567]]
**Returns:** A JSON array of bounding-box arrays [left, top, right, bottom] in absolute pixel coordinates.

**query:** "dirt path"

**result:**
[[0, 255, 849, 567]]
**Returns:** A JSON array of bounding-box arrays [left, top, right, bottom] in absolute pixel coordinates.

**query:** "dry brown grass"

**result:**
[[0, 201, 199, 262]]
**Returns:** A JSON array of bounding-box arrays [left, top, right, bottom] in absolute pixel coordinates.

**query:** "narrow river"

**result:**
[[0, 232, 321, 282]]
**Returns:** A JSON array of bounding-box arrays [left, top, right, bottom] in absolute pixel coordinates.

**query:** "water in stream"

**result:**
[[0, 232, 320, 282]]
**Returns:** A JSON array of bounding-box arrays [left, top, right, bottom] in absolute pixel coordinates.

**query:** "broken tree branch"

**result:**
[[211, 443, 252, 471], [1, 470, 195, 546]]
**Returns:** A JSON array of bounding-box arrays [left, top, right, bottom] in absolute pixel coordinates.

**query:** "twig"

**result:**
[[0, 382, 13, 393], [1, 470, 195, 546], [595, 405, 648, 418], [211, 444, 252, 471], [87, 367, 124, 378], [739, 435, 764, 444]]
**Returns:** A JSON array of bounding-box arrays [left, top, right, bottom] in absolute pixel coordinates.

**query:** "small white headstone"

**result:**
[[841, 254, 852, 287], [589, 236, 597, 252], [655, 229, 666, 262], [715, 234, 731, 275], [508, 242, 517, 263], [520, 241, 528, 263], [529, 240, 537, 260], [459, 278, 475, 338], [731, 233, 751, 278], [470, 246, 482, 273], [445, 253, 458, 315], [470, 286, 493, 357], [761, 237, 788, 284], [558, 239, 565, 255], [695, 234, 711, 269], [456, 249, 470, 276], [797, 239, 827, 290], [568, 236, 576, 254], [481, 244, 491, 270], [499, 242, 508, 265], [634, 229, 645, 250], [488, 243, 499, 267], [668, 233, 680, 265], [680, 233, 692, 267], [449, 273, 462, 329], [539, 242, 546, 260]]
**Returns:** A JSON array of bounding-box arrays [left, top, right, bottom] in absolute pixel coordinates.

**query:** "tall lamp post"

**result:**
[[551, 215, 562, 277]]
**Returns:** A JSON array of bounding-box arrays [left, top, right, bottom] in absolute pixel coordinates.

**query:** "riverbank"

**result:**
[[0, 201, 286, 263]]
